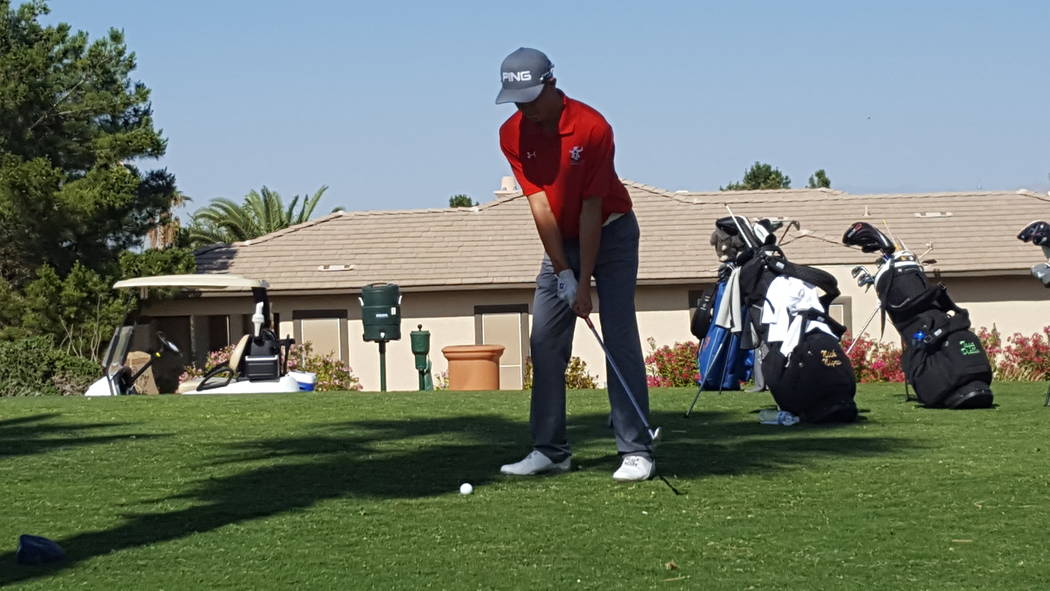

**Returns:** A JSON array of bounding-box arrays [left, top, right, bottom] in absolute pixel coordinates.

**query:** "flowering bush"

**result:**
[[843, 326, 1050, 383], [842, 333, 905, 383], [179, 340, 361, 392], [179, 344, 235, 383], [522, 356, 598, 390], [976, 326, 1050, 381], [433, 370, 449, 390], [645, 337, 700, 387], [287, 341, 363, 391]]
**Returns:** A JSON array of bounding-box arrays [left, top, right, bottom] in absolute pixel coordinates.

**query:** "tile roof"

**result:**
[[195, 181, 1050, 293]]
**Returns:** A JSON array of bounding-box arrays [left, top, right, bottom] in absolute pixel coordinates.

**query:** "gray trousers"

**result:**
[[529, 212, 650, 462]]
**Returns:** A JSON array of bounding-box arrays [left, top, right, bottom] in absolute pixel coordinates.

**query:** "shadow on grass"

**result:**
[[0, 413, 163, 461], [0, 409, 911, 585]]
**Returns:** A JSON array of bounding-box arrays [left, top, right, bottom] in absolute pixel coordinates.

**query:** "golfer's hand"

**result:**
[[556, 269, 578, 307], [573, 284, 592, 318]]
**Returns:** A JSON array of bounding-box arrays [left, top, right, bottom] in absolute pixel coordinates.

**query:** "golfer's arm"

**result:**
[[526, 192, 570, 272], [578, 197, 602, 283]]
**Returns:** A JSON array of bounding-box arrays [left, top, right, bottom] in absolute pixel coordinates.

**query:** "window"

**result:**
[[475, 304, 529, 390], [828, 297, 853, 335], [687, 286, 716, 316], [292, 309, 350, 362]]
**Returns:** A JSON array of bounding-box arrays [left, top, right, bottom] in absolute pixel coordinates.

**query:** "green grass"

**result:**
[[1, 384, 1049, 590]]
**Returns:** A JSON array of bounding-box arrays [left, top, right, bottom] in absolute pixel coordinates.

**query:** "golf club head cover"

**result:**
[[1017, 220, 1050, 246], [752, 220, 774, 245], [842, 221, 896, 255]]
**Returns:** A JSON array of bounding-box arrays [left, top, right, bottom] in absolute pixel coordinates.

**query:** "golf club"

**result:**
[[851, 265, 874, 290], [583, 316, 661, 444], [882, 218, 909, 252], [724, 204, 757, 248], [846, 304, 881, 355], [778, 219, 800, 244]]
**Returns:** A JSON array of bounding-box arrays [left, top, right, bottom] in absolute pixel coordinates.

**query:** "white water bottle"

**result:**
[[759, 409, 800, 426]]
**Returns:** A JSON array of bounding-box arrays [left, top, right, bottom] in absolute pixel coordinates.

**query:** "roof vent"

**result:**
[[317, 264, 354, 272], [913, 212, 953, 218], [494, 176, 519, 199]]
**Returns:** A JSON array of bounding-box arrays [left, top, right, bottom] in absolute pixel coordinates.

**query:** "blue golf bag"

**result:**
[[696, 280, 753, 390]]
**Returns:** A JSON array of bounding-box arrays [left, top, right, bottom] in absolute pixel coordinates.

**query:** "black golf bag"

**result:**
[[712, 215, 858, 423], [737, 243, 858, 423], [845, 222, 994, 409]]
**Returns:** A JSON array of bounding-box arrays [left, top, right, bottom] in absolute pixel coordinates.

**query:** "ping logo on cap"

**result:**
[[503, 71, 533, 82]]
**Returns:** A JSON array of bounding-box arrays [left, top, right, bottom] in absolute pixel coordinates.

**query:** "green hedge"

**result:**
[[0, 336, 100, 396]]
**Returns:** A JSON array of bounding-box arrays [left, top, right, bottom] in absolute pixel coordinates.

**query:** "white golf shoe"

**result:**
[[500, 450, 571, 476], [613, 455, 655, 482]]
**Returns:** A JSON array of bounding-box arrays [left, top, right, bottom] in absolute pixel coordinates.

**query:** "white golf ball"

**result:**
[[459, 482, 473, 495]]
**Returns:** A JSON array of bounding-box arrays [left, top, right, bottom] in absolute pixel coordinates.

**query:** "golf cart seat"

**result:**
[[177, 334, 250, 394]]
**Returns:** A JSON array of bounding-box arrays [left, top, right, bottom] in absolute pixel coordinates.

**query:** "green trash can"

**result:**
[[410, 324, 433, 391], [359, 283, 401, 392], [360, 283, 401, 342]]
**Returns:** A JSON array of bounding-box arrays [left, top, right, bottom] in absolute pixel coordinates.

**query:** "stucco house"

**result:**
[[141, 180, 1050, 391]]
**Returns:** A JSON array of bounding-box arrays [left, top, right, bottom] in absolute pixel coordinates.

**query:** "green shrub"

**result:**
[[52, 354, 105, 396], [522, 356, 598, 390], [287, 341, 363, 392], [0, 335, 99, 396]]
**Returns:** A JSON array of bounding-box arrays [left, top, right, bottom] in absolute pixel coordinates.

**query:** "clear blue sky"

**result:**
[[43, 0, 1050, 216]]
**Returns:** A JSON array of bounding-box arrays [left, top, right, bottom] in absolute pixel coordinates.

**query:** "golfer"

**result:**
[[495, 48, 653, 481]]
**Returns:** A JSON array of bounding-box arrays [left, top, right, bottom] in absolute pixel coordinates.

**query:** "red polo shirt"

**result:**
[[499, 92, 632, 239]]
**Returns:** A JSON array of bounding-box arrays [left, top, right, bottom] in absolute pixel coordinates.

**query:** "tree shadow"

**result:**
[[0, 409, 910, 585], [0, 413, 165, 461]]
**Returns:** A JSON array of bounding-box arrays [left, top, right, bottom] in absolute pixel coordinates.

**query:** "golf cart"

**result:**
[[84, 325, 182, 396], [83, 274, 301, 396]]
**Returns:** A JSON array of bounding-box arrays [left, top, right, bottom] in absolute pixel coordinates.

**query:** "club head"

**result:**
[[649, 426, 662, 445], [842, 221, 896, 255], [851, 265, 874, 288], [1031, 263, 1050, 287], [1018, 220, 1050, 246]]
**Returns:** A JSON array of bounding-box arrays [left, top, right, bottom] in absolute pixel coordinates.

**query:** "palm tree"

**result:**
[[186, 185, 337, 246], [146, 190, 191, 249]]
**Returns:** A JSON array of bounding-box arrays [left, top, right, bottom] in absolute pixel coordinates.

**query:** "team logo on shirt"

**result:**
[[525, 151, 536, 159], [569, 146, 583, 163]]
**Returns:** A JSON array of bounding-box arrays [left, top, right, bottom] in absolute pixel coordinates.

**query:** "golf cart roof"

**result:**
[[113, 274, 269, 290]]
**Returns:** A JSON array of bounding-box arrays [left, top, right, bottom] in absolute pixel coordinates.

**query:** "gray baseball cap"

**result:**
[[495, 47, 554, 104]]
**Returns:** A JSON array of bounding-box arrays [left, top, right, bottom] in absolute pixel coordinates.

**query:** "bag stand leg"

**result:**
[[903, 380, 917, 402], [685, 337, 726, 417]]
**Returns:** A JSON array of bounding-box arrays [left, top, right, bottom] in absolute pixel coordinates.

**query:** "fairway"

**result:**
[[2, 384, 1048, 589]]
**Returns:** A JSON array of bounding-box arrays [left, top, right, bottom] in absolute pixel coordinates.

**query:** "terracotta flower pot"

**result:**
[[441, 345, 506, 390]]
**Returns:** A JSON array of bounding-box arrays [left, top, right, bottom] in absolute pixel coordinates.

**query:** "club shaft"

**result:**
[[725, 204, 755, 248], [584, 317, 653, 432], [846, 304, 881, 355]]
